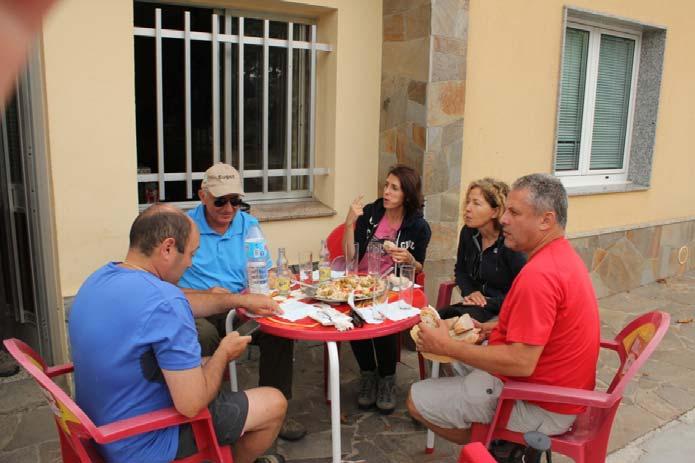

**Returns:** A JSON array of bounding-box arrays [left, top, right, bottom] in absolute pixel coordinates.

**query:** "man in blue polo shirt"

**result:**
[[178, 162, 306, 442], [69, 204, 287, 463]]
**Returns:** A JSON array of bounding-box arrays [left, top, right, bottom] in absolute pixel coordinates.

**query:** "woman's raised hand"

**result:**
[[345, 194, 365, 226]]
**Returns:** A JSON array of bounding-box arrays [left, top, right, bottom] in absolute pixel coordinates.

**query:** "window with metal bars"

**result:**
[[554, 20, 640, 187], [133, 2, 331, 207]]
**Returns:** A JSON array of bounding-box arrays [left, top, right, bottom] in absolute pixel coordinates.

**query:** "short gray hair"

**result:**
[[512, 174, 568, 228]]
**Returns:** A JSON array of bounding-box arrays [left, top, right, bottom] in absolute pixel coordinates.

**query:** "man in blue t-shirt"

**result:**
[[69, 205, 287, 463], [178, 163, 305, 442]]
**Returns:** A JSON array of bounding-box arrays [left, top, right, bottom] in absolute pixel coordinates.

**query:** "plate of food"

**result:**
[[410, 307, 480, 363], [312, 275, 388, 303]]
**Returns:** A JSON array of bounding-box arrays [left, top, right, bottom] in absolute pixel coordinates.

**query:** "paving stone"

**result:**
[[3, 406, 57, 451], [608, 403, 665, 452], [0, 379, 46, 414], [38, 440, 61, 463], [655, 384, 695, 411], [0, 414, 20, 450], [0, 445, 39, 463]]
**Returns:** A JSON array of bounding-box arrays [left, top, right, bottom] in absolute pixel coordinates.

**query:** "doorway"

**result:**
[[0, 53, 63, 364]]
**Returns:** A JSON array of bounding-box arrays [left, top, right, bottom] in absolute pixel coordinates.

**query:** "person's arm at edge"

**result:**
[[184, 291, 280, 318]]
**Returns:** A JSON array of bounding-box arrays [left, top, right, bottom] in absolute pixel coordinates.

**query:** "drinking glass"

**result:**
[[298, 251, 314, 285], [398, 264, 415, 308], [366, 241, 383, 276], [345, 242, 359, 276]]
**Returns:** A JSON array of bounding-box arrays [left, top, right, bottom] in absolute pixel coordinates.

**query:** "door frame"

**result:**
[[15, 45, 67, 365]]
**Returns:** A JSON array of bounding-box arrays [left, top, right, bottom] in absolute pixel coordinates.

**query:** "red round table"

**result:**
[[237, 288, 428, 463]]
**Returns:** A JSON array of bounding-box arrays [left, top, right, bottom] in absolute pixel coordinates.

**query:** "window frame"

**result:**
[[555, 19, 642, 188], [132, 4, 332, 207]]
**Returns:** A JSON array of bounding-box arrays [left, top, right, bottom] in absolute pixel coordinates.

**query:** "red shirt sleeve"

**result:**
[[503, 269, 561, 346]]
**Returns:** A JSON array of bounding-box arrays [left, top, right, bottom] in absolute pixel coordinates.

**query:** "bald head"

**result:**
[[129, 204, 192, 256]]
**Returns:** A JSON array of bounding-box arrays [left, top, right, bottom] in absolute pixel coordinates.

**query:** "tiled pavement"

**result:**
[[2, 270, 695, 462]]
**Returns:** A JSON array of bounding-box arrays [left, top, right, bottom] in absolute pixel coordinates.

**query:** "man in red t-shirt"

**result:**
[[407, 173, 600, 445]]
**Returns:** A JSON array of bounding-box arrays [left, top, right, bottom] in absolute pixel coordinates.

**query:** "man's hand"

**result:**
[[241, 293, 282, 317], [217, 332, 251, 362], [462, 291, 487, 307], [345, 194, 364, 227], [472, 319, 497, 344], [416, 319, 454, 356]]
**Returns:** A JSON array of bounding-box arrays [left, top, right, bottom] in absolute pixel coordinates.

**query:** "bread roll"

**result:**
[[383, 240, 397, 252]]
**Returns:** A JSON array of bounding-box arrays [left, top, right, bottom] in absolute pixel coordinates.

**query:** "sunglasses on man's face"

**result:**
[[213, 195, 243, 208]]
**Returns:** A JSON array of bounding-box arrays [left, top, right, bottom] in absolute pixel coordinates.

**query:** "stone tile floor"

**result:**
[[2, 270, 695, 462]]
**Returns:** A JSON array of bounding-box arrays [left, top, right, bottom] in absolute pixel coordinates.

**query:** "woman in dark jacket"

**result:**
[[343, 165, 431, 414], [440, 178, 526, 322]]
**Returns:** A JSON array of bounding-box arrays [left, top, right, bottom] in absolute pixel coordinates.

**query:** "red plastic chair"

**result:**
[[3, 338, 233, 463], [458, 442, 497, 463], [468, 310, 671, 463], [326, 222, 347, 261]]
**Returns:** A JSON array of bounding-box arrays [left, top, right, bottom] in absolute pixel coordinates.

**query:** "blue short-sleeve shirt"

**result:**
[[178, 205, 271, 292], [69, 263, 201, 463]]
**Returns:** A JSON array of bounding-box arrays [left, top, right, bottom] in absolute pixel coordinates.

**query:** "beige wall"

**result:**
[[461, 0, 695, 235], [41, 0, 381, 295]]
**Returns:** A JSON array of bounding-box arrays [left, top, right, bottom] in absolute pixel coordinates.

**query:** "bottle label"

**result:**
[[246, 241, 267, 260], [319, 266, 331, 282], [277, 277, 291, 294]]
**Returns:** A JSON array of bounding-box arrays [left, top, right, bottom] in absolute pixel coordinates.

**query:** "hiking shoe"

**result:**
[[254, 454, 286, 463], [278, 417, 306, 441], [357, 370, 378, 409], [376, 374, 396, 414]]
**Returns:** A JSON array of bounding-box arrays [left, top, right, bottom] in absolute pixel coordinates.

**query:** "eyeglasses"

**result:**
[[213, 195, 243, 208]]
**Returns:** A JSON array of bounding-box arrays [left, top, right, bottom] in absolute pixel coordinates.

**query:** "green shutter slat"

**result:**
[[590, 34, 635, 170], [555, 28, 589, 171]]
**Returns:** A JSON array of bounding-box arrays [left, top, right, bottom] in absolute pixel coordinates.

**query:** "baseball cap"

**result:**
[[202, 163, 244, 197]]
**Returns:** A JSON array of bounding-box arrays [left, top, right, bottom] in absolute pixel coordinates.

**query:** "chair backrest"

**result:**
[[326, 223, 346, 260], [605, 311, 670, 398], [3, 338, 104, 461]]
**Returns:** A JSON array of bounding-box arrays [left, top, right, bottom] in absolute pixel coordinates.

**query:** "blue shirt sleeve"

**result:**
[[143, 295, 201, 371]]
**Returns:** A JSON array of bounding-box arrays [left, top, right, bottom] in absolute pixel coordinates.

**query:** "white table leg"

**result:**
[[225, 310, 239, 392], [426, 361, 440, 453], [326, 341, 341, 463]]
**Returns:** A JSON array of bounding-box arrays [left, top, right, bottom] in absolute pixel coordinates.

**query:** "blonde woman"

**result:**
[[440, 178, 526, 322]]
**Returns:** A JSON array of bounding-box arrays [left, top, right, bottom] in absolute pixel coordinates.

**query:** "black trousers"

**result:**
[[350, 334, 398, 377], [438, 304, 497, 323]]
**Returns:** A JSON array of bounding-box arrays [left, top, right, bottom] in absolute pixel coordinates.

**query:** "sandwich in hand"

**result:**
[[417, 306, 480, 344]]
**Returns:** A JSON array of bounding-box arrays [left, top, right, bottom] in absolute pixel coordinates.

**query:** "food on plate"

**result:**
[[314, 275, 386, 301], [383, 240, 397, 252]]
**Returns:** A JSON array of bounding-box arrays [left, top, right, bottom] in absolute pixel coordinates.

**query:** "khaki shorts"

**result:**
[[410, 364, 576, 436]]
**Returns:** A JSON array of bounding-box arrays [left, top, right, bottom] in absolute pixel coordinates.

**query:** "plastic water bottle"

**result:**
[[276, 247, 291, 296], [244, 224, 269, 294], [318, 239, 331, 282]]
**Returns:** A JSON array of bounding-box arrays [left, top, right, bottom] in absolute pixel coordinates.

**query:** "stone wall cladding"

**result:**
[[570, 219, 695, 299]]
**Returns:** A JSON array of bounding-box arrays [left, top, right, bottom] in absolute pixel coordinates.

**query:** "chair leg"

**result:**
[[418, 352, 426, 379], [425, 361, 440, 454]]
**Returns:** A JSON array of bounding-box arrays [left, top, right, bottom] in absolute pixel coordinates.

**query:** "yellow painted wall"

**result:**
[[42, 0, 381, 296], [461, 0, 695, 235]]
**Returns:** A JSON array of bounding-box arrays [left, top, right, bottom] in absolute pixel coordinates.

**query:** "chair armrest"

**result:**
[[45, 363, 74, 377], [601, 339, 620, 351], [500, 380, 617, 408], [436, 281, 457, 309], [97, 407, 211, 443]]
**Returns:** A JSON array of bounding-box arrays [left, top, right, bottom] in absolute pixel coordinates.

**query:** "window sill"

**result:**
[[566, 182, 649, 197], [251, 199, 336, 222]]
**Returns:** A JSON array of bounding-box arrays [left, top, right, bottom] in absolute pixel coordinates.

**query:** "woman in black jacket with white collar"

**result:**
[[440, 178, 526, 322], [343, 165, 431, 414]]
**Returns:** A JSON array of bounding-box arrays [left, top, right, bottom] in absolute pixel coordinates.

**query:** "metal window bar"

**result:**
[[212, 13, 220, 164], [184, 12, 192, 198], [155, 8, 165, 200], [308, 24, 317, 192], [224, 14, 232, 165], [238, 16, 244, 180], [135, 9, 332, 204], [262, 19, 269, 194], [285, 22, 293, 192]]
